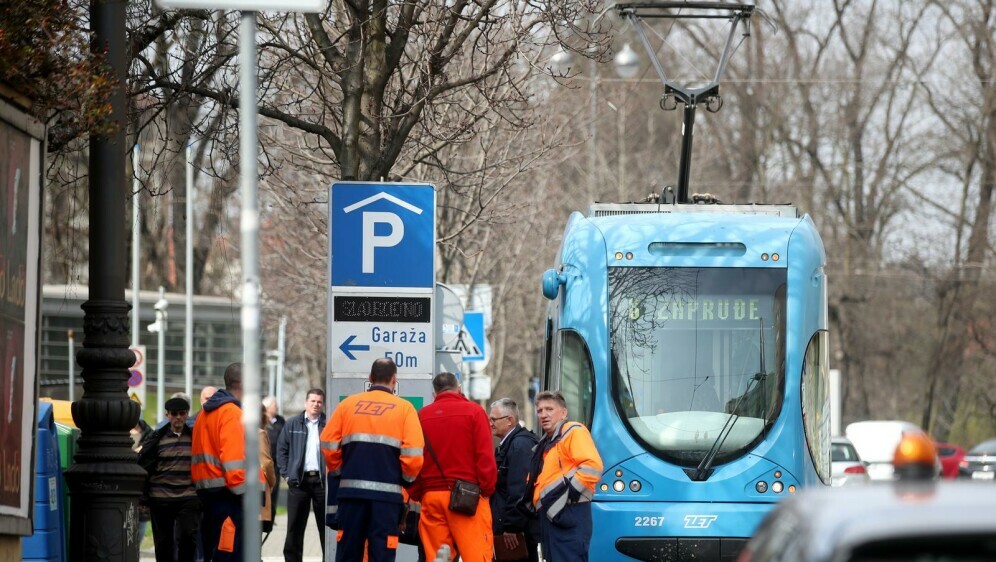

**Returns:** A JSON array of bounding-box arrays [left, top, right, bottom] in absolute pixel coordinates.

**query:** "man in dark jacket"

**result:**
[[139, 396, 200, 562], [276, 388, 327, 562], [489, 398, 539, 562], [263, 396, 286, 516]]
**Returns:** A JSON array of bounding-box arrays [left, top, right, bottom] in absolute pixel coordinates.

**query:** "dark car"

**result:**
[[958, 438, 996, 481], [935, 441, 966, 479], [737, 481, 996, 562]]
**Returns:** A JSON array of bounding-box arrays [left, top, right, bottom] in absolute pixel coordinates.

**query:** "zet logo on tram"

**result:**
[[683, 515, 718, 529]]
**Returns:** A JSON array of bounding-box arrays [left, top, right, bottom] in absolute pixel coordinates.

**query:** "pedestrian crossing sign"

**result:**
[[457, 311, 486, 363]]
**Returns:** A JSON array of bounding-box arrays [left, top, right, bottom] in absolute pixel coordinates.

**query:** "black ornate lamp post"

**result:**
[[63, 0, 146, 560]]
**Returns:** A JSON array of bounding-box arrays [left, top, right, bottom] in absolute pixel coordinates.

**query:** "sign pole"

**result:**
[[147, 2, 324, 560], [186, 142, 194, 398], [239, 11, 263, 562]]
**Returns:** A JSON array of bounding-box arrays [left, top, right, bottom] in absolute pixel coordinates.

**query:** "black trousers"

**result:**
[[284, 473, 326, 562], [149, 497, 201, 562]]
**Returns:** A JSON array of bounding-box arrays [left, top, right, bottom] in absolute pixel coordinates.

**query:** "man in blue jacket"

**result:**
[[277, 388, 327, 562], [489, 398, 539, 562]]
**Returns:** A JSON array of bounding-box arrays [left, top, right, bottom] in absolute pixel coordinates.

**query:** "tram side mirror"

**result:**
[[542, 269, 563, 300]]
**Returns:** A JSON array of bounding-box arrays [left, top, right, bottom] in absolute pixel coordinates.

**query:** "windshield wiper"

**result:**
[[686, 319, 767, 482]]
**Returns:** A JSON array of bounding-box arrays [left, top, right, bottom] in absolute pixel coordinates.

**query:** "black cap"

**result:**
[[165, 397, 190, 412]]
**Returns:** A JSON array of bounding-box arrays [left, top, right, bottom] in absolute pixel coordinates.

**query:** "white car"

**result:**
[[831, 436, 869, 487], [845, 420, 930, 481]]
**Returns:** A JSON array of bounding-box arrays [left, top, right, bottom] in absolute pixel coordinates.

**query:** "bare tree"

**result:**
[[762, 1, 939, 423], [244, 2, 605, 389], [918, 0, 996, 441]]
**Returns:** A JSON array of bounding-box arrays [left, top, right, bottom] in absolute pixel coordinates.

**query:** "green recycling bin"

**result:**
[[55, 422, 79, 557]]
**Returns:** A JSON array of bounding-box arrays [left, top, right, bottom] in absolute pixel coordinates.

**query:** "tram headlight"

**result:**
[[600, 483, 609, 492], [613, 480, 626, 492], [755, 481, 768, 493], [772, 481, 784, 494], [629, 480, 642, 492], [615, 252, 624, 260]]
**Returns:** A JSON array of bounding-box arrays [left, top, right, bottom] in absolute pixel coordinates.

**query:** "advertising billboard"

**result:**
[[0, 98, 43, 535]]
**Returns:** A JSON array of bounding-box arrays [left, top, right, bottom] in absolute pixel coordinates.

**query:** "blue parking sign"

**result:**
[[330, 183, 436, 288]]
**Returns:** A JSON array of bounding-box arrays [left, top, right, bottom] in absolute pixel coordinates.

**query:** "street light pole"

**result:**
[[64, 0, 146, 559], [589, 53, 599, 202], [149, 286, 168, 408], [132, 144, 141, 353], [613, 43, 640, 202]]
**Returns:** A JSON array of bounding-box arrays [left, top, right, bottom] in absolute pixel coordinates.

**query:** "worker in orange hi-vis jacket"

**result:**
[[321, 358, 424, 562], [525, 390, 603, 562], [411, 372, 498, 562], [191, 362, 265, 562]]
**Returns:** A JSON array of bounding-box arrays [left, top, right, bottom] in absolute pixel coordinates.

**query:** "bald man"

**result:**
[[201, 386, 218, 405], [190, 386, 217, 426]]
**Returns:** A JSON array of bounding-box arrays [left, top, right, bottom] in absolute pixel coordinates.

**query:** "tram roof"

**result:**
[[588, 202, 799, 218]]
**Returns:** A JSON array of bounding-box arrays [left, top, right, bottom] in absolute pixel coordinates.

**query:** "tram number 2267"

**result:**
[[634, 515, 666, 527]]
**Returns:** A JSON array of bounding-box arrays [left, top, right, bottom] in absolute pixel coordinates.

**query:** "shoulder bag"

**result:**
[[425, 436, 481, 516]]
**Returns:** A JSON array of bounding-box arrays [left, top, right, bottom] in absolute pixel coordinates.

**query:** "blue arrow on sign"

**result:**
[[339, 335, 370, 360]]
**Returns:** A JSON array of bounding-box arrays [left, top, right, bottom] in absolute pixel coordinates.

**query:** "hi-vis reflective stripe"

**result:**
[[339, 479, 403, 495], [565, 465, 600, 480], [538, 478, 563, 500], [222, 459, 246, 471], [192, 453, 223, 468], [545, 492, 592, 521], [576, 465, 601, 478], [322, 441, 340, 452], [535, 478, 563, 512], [545, 492, 569, 520], [400, 447, 423, 456], [195, 477, 226, 489], [567, 475, 586, 495], [341, 433, 402, 448], [407, 502, 421, 514], [567, 476, 594, 500], [326, 504, 338, 515], [537, 473, 594, 514], [402, 473, 416, 484], [559, 423, 583, 441]]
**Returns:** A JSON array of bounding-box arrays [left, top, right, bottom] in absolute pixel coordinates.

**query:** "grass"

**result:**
[[140, 525, 155, 551]]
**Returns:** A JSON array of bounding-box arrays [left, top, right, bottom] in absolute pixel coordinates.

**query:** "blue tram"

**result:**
[[540, 202, 831, 561]]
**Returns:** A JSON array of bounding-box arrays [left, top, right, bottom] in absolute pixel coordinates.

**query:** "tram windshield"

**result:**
[[609, 267, 786, 467]]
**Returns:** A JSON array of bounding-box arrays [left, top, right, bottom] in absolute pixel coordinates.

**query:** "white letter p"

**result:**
[[362, 212, 404, 273]]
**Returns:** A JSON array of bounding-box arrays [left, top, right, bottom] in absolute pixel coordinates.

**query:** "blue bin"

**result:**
[[23, 401, 66, 562]]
